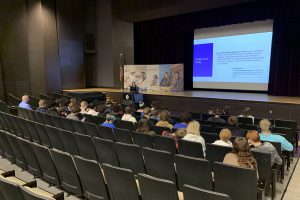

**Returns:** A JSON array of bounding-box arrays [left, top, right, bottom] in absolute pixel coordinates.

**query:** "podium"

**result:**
[[122, 92, 143, 106]]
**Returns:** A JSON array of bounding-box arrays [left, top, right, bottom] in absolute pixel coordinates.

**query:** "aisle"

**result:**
[[283, 159, 300, 200]]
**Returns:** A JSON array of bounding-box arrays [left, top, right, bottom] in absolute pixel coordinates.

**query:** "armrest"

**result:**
[[1, 170, 15, 177], [23, 180, 37, 187], [53, 192, 64, 200]]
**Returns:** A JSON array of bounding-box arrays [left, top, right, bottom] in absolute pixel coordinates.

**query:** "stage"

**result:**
[[63, 88, 300, 123]]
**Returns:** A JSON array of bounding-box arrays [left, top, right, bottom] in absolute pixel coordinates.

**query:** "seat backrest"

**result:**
[[131, 131, 153, 148], [5, 132, 27, 170], [101, 164, 140, 200], [20, 186, 55, 200], [138, 173, 179, 200], [33, 122, 51, 147], [45, 126, 64, 151], [201, 132, 219, 144], [183, 184, 231, 200], [92, 137, 119, 166], [114, 142, 145, 174], [201, 113, 214, 121], [238, 124, 258, 131], [58, 129, 79, 155], [0, 131, 16, 164], [42, 113, 55, 126], [153, 135, 177, 156], [31, 142, 60, 186], [84, 122, 100, 137], [238, 117, 253, 125], [50, 115, 64, 129], [17, 137, 42, 177], [174, 154, 212, 191], [213, 162, 257, 200], [72, 120, 86, 135], [61, 118, 74, 132], [117, 120, 136, 131], [34, 111, 45, 124], [0, 176, 25, 200], [50, 149, 83, 195], [150, 126, 171, 135], [178, 139, 204, 158], [275, 119, 297, 131], [18, 118, 32, 140], [73, 132, 98, 160], [206, 144, 232, 163], [97, 125, 115, 141], [142, 147, 176, 184], [74, 156, 109, 200], [24, 120, 41, 144], [251, 151, 271, 181], [114, 128, 133, 144]]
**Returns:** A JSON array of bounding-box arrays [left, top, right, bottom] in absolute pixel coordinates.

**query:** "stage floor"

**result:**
[[63, 88, 300, 105]]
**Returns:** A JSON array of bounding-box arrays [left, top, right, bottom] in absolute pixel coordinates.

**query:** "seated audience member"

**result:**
[[36, 99, 48, 113], [122, 106, 137, 123], [86, 102, 98, 116], [80, 101, 89, 114], [207, 105, 215, 115], [223, 137, 257, 170], [57, 106, 67, 117], [213, 128, 233, 147], [239, 106, 254, 123], [259, 119, 293, 151], [136, 118, 155, 136], [150, 100, 159, 112], [207, 109, 227, 123], [156, 110, 173, 129], [97, 104, 107, 118], [143, 107, 155, 127], [183, 120, 206, 154], [222, 105, 231, 115], [227, 116, 246, 137], [246, 130, 282, 166], [101, 115, 116, 129], [19, 95, 32, 110], [162, 128, 187, 149], [136, 101, 145, 113], [110, 103, 123, 120], [173, 112, 191, 129], [67, 105, 84, 121]]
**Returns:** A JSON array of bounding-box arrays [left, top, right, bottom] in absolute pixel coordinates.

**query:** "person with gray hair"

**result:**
[[19, 95, 32, 110]]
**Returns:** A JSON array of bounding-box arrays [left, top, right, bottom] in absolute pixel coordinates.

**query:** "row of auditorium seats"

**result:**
[[0, 130, 262, 200]]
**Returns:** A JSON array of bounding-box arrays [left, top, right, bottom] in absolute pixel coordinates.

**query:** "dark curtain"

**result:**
[[134, 0, 300, 96]]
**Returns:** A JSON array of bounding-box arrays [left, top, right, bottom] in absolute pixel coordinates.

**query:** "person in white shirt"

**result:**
[[183, 120, 206, 155], [86, 102, 98, 116], [213, 128, 233, 147], [121, 106, 137, 123], [80, 101, 88, 114]]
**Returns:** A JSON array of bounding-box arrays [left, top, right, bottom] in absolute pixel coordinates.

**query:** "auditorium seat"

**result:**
[[50, 149, 83, 196], [42, 113, 55, 127], [0, 131, 16, 164], [182, 184, 231, 200], [31, 142, 60, 186], [206, 144, 232, 164], [72, 120, 86, 135], [33, 122, 51, 147], [238, 123, 258, 131], [0, 176, 25, 200], [73, 132, 98, 161], [114, 128, 133, 144], [58, 129, 79, 156], [73, 156, 109, 200], [5, 133, 27, 170], [101, 164, 140, 200], [17, 118, 32, 141], [150, 126, 171, 135], [177, 139, 204, 159], [34, 111, 45, 124], [24, 120, 41, 144], [93, 137, 119, 166], [201, 132, 219, 143], [174, 154, 212, 191], [84, 122, 100, 137], [116, 120, 136, 131], [213, 162, 258, 200], [200, 125, 216, 134], [153, 135, 177, 156], [20, 185, 63, 200], [131, 131, 153, 148], [238, 117, 253, 125], [61, 118, 74, 132], [142, 147, 177, 185], [97, 125, 115, 141], [17, 137, 42, 178], [114, 142, 145, 174], [50, 115, 64, 129], [138, 173, 180, 200], [27, 109, 38, 122], [45, 126, 64, 151]]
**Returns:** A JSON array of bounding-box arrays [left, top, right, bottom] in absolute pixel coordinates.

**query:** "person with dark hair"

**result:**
[[173, 112, 191, 129], [86, 102, 98, 116], [129, 81, 138, 93], [110, 103, 123, 120], [239, 106, 254, 123], [156, 110, 173, 128], [57, 106, 67, 117], [97, 104, 107, 118], [36, 99, 48, 113], [136, 118, 155, 136], [207, 109, 226, 123], [207, 105, 215, 115], [162, 128, 187, 149], [223, 105, 230, 115], [101, 115, 116, 129], [67, 105, 83, 121], [223, 137, 257, 170], [246, 130, 282, 166], [121, 106, 137, 123], [227, 116, 246, 137]]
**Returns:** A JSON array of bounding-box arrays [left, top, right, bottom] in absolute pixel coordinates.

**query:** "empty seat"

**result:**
[[84, 122, 100, 137], [74, 132, 98, 161], [73, 156, 109, 200], [174, 154, 212, 191], [201, 132, 219, 144], [42, 113, 55, 127], [17, 137, 42, 178], [0, 176, 25, 200], [138, 173, 179, 200], [17, 118, 32, 140], [115, 142, 145, 174], [72, 120, 86, 135], [132, 131, 153, 148], [59, 129, 79, 155], [178, 139, 204, 158], [50, 115, 63, 129], [213, 162, 257, 200], [20, 186, 63, 200], [93, 137, 119, 166], [50, 149, 83, 196], [61, 118, 74, 132], [151, 126, 171, 135], [31, 142, 60, 186], [97, 126, 115, 141], [5, 133, 27, 170], [153, 135, 177, 156], [33, 122, 51, 147], [0, 131, 16, 164], [114, 128, 133, 144], [142, 147, 177, 184], [45, 126, 64, 151], [101, 164, 139, 200], [206, 144, 232, 163], [24, 120, 41, 144], [116, 120, 136, 131], [182, 184, 231, 200], [238, 117, 253, 125]]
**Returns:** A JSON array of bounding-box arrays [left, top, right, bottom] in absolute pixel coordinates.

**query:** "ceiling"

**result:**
[[111, 0, 256, 22]]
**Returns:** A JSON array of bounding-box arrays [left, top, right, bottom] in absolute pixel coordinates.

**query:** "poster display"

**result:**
[[124, 64, 184, 92]]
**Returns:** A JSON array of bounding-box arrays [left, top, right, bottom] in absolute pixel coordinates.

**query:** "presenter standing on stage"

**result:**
[[129, 81, 138, 93]]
